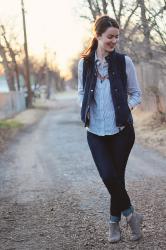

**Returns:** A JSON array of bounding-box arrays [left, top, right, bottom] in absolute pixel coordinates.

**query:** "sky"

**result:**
[[0, 0, 90, 76]]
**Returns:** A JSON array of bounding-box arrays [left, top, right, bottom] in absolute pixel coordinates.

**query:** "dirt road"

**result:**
[[0, 94, 166, 249]]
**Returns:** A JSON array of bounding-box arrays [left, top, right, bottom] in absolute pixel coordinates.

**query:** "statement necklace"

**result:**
[[95, 62, 109, 83]]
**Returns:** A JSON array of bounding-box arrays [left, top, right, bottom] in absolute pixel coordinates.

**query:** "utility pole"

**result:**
[[21, 0, 32, 107]]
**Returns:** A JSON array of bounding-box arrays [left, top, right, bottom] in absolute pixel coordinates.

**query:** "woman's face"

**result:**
[[97, 26, 119, 52]]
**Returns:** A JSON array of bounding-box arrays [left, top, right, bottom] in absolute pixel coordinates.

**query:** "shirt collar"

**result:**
[[95, 51, 108, 66], [95, 51, 100, 65]]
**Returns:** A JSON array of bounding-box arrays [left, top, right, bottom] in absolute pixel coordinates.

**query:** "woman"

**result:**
[[77, 15, 143, 243]]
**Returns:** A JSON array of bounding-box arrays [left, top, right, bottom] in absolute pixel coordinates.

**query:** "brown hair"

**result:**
[[81, 15, 119, 59]]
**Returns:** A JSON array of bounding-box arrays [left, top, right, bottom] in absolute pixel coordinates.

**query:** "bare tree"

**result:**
[[0, 25, 20, 90], [79, 0, 166, 60], [138, 0, 153, 59], [0, 42, 15, 91], [146, 0, 166, 49], [80, 0, 139, 52], [102, 0, 108, 14], [0, 26, 17, 91]]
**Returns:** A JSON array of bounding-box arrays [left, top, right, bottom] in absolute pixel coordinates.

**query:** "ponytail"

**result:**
[[81, 37, 98, 59]]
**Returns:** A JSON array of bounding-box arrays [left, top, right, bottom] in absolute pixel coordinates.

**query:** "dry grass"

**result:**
[[133, 109, 166, 157]]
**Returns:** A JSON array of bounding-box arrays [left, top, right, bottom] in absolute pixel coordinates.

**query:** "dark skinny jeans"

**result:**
[[87, 123, 135, 218]]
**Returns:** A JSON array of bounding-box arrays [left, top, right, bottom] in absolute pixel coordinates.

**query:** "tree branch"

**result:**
[[147, 5, 166, 31], [110, 0, 118, 20], [87, 0, 97, 20], [117, 0, 123, 25], [95, 0, 102, 15], [123, 3, 139, 31], [102, 0, 108, 14]]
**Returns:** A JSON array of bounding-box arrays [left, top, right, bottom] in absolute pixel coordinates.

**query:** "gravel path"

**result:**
[[0, 96, 166, 249]]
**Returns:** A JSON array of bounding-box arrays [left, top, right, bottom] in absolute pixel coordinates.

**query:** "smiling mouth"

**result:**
[[107, 45, 115, 49], [107, 43, 115, 46]]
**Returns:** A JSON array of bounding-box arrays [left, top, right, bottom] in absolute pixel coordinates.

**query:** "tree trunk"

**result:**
[[138, 0, 152, 60]]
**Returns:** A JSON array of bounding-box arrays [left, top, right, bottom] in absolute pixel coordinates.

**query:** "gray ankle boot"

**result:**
[[127, 212, 143, 241], [108, 222, 121, 243]]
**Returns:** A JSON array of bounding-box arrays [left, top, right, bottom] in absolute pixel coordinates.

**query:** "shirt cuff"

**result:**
[[128, 103, 134, 110]]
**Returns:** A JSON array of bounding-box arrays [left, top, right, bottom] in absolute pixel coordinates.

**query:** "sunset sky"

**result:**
[[0, 0, 90, 76]]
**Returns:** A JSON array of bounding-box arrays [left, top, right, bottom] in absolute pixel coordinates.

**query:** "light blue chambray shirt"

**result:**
[[77, 52, 142, 136]]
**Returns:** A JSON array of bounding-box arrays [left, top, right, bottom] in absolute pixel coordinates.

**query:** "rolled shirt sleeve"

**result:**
[[125, 55, 142, 110], [77, 58, 84, 108]]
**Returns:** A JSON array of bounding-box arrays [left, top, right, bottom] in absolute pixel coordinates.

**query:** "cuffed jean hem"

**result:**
[[110, 206, 134, 222], [110, 215, 121, 223], [122, 205, 134, 217]]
